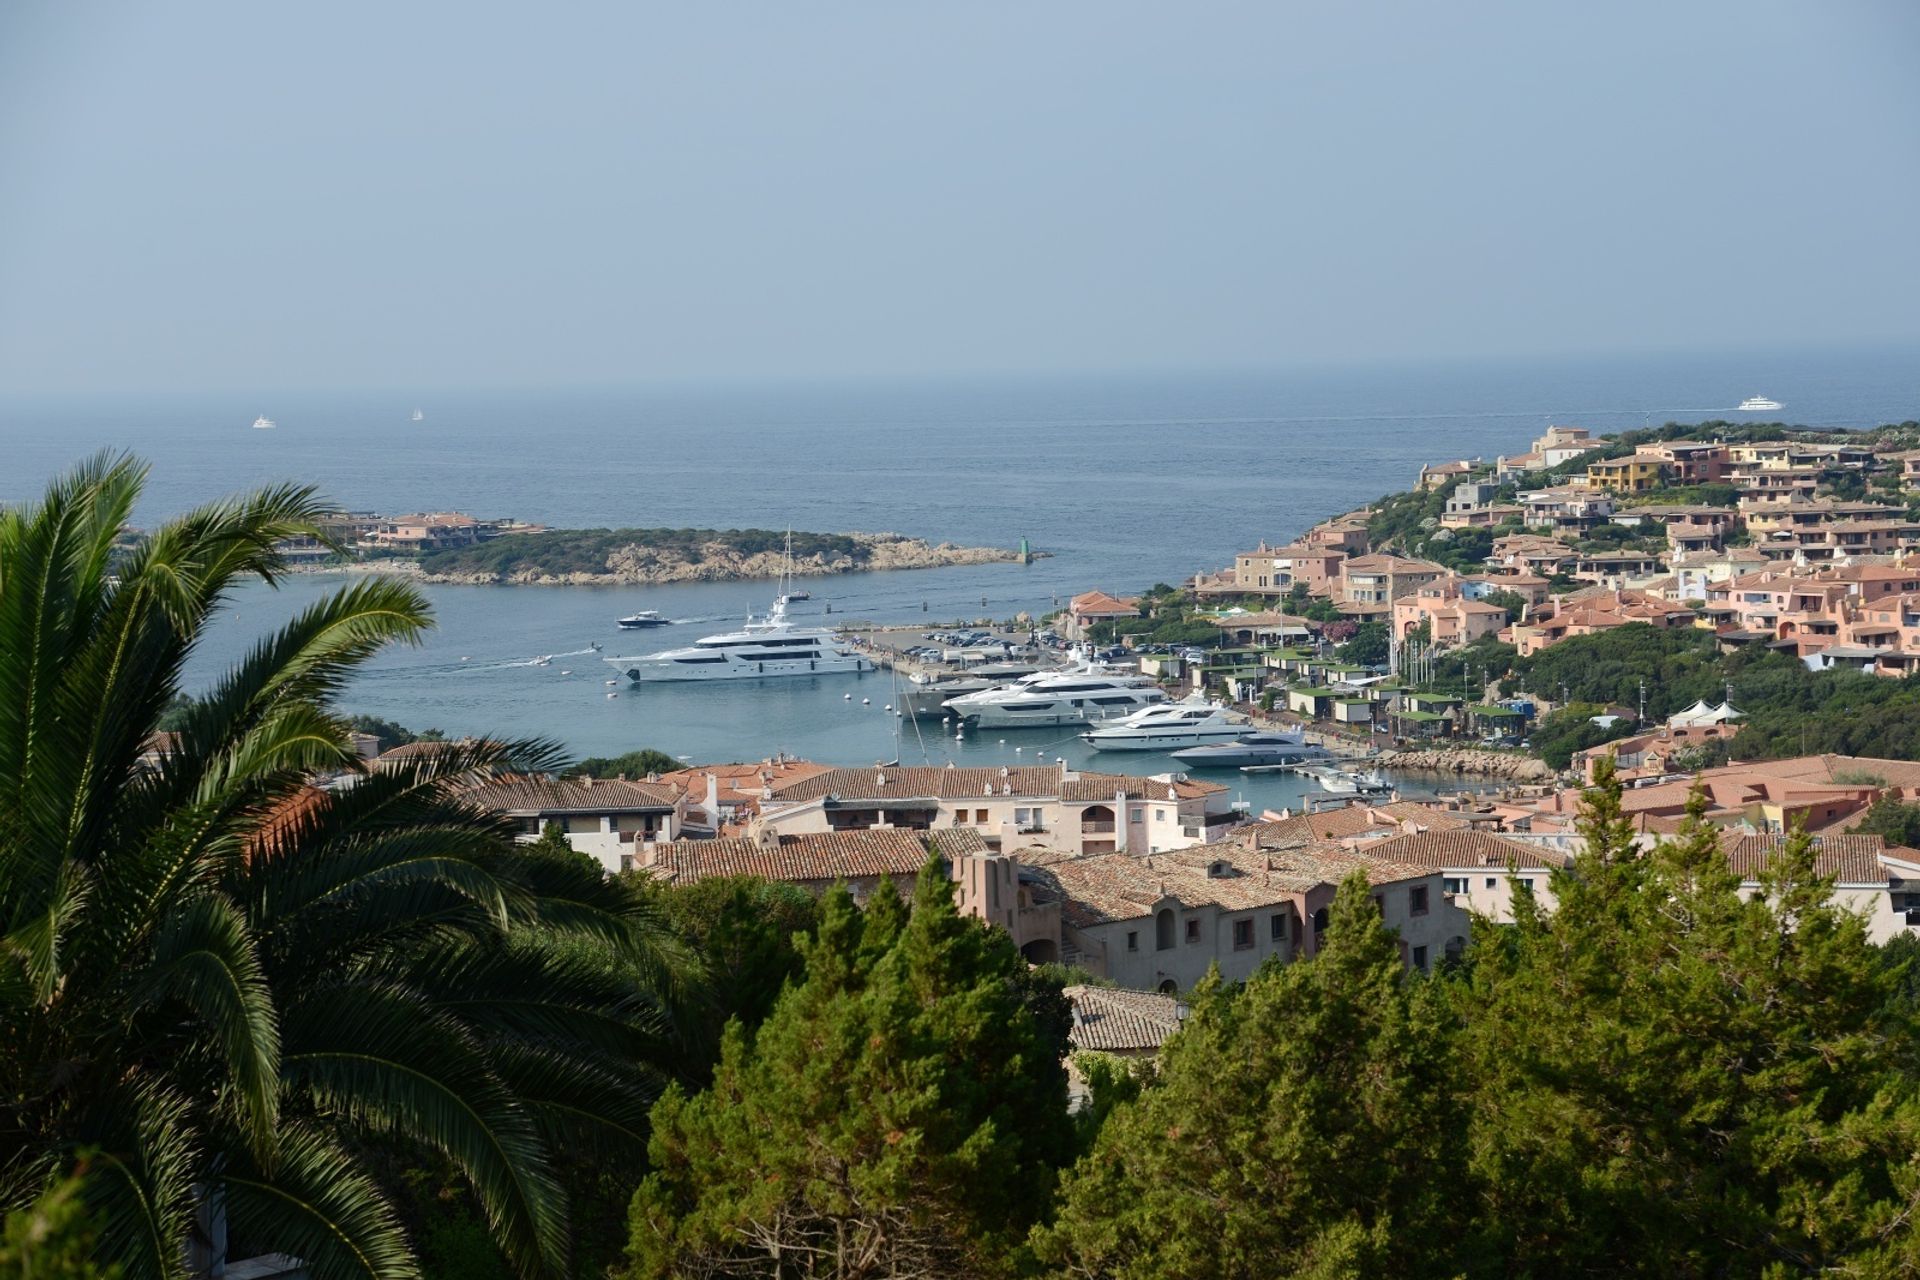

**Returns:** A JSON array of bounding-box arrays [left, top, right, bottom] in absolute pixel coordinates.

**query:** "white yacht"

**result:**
[[603, 596, 870, 683], [616, 610, 671, 630], [1737, 396, 1782, 412], [1079, 695, 1250, 751], [943, 665, 1167, 728], [251, 415, 276, 430], [411, 408, 425, 422]]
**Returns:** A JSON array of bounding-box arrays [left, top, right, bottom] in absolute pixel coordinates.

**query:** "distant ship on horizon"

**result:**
[[1737, 395, 1782, 412], [411, 408, 424, 422], [251, 415, 276, 430]]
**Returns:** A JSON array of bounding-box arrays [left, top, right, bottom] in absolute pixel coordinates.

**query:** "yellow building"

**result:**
[[1586, 457, 1666, 493]]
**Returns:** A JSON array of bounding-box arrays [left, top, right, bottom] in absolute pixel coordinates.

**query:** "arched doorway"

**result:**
[[1158, 979, 1178, 996], [1155, 908, 1176, 951], [1021, 938, 1058, 965]]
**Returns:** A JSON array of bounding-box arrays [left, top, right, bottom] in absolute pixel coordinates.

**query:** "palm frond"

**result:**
[[222, 1123, 420, 1280], [282, 985, 567, 1277], [131, 894, 282, 1159]]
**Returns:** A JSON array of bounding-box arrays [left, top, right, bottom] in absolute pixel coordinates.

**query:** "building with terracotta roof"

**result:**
[[1346, 829, 1570, 920], [1064, 986, 1186, 1058], [753, 762, 1239, 857], [643, 827, 1061, 961], [1508, 588, 1696, 656], [1224, 543, 1348, 597], [1027, 841, 1465, 990], [656, 755, 837, 834], [1721, 832, 1920, 943], [1391, 578, 1511, 648], [1338, 554, 1448, 606], [1063, 591, 1141, 639], [460, 775, 687, 874]]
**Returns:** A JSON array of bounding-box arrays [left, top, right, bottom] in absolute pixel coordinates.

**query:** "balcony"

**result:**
[[1081, 821, 1116, 835]]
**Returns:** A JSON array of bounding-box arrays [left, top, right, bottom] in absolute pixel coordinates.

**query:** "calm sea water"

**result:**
[[2, 347, 1914, 810]]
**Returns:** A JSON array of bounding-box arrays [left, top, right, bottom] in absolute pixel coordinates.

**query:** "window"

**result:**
[[953, 811, 970, 825], [1372, 894, 1386, 916], [1270, 913, 1285, 940], [1155, 909, 1175, 951], [1156, 808, 1166, 821], [1185, 918, 1200, 943], [1131, 811, 1143, 823], [1443, 877, 1467, 895], [1518, 878, 1535, 892], [1485, 877, 1497, 890], [1126, 930, 1139, 952], [1233, 919, 1255, 950], [1409, 885, 1429, 916], [975, 809, 989, 824], [1413, 945, 1428, 971]]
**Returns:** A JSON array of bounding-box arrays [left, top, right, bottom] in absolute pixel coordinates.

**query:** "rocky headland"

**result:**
[[408, 530, 1037, 586]]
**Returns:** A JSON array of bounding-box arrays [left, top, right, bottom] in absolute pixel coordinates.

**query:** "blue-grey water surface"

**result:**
[[2, 348, 1913, 812]]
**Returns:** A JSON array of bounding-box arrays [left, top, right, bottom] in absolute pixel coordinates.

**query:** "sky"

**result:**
[[1, 1, 1917, 394]]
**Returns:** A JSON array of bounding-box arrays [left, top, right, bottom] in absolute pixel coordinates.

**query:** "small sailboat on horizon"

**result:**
[[411, 408, 425, 422], [251, 415, 276, 430]]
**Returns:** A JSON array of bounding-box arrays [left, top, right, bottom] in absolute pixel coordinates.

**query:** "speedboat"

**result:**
[[1737, 396, 1783, 412], [943, 662, 1167, 728], [251, 415, 276, 430], [1080, 695, 1250, 751], [1172, 730, 1329, 770], [603, 595, 870, 683], [616, 611, 671, 630]]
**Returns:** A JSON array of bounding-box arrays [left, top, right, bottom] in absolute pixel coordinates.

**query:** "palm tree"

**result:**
[[0, 455, 683, 1279]]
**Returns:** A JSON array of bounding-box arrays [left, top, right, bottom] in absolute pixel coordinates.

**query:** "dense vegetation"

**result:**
[[627, 862, 1074, 1278], [1034, 766, 1920, 1276], [0, 458, 685, 1280], [417, 528, 864, 578], [567, 748, 683, 779]]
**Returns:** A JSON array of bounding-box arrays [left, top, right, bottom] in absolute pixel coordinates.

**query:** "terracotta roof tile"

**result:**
[[1065, 986, 1186, 1053], [647, 827, 986, 884], [463, 776, 683, 814], [1358, 829, 1570, 871]]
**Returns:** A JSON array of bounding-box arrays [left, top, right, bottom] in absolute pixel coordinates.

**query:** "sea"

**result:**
[[3, 345, 1914, 813]]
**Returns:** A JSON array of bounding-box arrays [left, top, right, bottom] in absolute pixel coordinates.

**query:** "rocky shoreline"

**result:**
[[296, 533, 1039, 587], [1374, 747, 1555, 781]]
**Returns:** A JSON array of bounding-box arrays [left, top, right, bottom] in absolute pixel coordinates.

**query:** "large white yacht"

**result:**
[[943, 664, 1168, 728], [1080, 695, 1251, 751], [603, 596, 870, 683], [1737, 396, 1783, 412]]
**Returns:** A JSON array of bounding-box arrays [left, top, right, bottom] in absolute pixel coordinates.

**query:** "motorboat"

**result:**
[[1737, 396, 1783, 412], [251, 415, 276, 430], [900, 662, 1045, 719], [942, 663, 1168, 728], [1079, 695, 1251, 751], [603, 595, 870, 683], [616, 611, 671, 630], [1171, 730, 1330, 770]]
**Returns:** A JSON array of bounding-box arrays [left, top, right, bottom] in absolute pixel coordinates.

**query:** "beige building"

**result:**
[[1230, 543, 1347, 596], [1339, 553, 1448, 606], [1348, 828, 1569, 922], [1029, 842, 1467, 992], [753, 763, 1239, 857]]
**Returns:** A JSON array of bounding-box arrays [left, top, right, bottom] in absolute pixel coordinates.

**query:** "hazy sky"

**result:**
[[2, 1, 1917, 393]]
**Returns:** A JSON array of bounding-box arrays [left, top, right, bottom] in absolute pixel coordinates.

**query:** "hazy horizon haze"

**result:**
[[3, 1, 1918, 395]]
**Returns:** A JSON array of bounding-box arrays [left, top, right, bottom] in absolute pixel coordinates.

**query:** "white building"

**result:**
[[461, 776, 686, 874]]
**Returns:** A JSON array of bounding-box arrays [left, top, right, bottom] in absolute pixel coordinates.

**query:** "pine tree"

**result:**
[[1036, 872, 1476, 1280], [626, 859, 1073, 1279], [1459, 774, 1920, 1275]]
